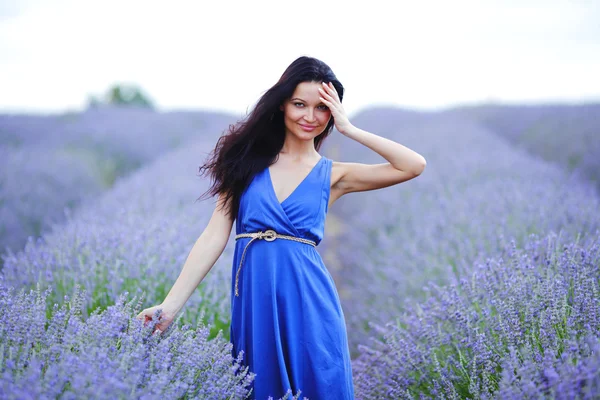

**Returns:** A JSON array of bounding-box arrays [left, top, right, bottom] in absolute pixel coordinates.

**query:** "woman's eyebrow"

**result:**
[[291, 97, 325, 104]]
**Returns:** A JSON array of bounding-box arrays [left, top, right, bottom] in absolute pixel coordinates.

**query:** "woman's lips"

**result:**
[[299, 124, 317, 131]]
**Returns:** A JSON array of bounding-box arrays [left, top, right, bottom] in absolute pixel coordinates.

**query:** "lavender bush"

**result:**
[[0, 106, 235, 154], [449, 103, 600, 192], [1, 139, 235, 336], [0, 106, 237, 257], [321, 110, 600, 355], [0, 280, 255, 399], [352, 231, 600, 399], [0, 146, 105, 255]]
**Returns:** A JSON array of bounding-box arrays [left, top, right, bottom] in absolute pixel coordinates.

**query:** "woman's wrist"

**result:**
[[338, 123, 356, 136], [160, 299, 182, 316]]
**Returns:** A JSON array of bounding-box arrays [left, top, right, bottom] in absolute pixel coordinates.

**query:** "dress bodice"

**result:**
[[235, 156, 331, 245]]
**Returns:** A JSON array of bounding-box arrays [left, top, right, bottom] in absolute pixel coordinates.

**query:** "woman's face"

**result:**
[[280, 81, 331, 140]]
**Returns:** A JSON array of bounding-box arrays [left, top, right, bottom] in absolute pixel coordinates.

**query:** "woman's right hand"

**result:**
[[136, 304, 176, 334]]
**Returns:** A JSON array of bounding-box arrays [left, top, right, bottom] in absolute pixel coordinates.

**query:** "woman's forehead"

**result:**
[[291, 81, 322, 101]]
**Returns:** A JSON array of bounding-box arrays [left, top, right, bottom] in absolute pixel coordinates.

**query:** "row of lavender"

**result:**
[[451, 103, 600, 192], [352, 231, 600, 399], [320, 108, 600, 398], [0, 137, 266, 398], [0, 106, 236, 258], [0, 283, 255, 399], [2, 138, 235, 332]]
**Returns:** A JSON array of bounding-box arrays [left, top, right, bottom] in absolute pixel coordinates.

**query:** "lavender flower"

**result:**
[[2, 140, 235, 333], [351, 230, 600, 398], [322, 110, 600, 355], [0, 283, 254, 399]]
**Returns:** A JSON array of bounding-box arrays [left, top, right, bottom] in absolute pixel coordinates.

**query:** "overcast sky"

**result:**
[[1, 0, 599, 118]]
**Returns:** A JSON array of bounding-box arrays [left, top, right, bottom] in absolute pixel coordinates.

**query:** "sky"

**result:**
[[1, 0, 599, 118]]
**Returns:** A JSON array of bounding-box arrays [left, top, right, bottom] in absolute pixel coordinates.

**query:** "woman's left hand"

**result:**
[[319, 82, 353, 135]]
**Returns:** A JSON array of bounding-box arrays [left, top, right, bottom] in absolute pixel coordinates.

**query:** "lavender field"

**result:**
[[450, 103, 600, 192], [0, 106, 236, 259], [321, 108, 600, 398], [1, 104, 599, 399]]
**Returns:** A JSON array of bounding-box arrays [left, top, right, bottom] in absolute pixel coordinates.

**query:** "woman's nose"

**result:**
[[304, 109, 316, 122]]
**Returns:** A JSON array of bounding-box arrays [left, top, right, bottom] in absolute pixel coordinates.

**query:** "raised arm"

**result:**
[[318, 81, 427, 205], [329, 124, 427, 204], [137, 192, 234, 331]]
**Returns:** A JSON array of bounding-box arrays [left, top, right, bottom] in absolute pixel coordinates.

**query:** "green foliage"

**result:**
[[87, 83, 154, 109]]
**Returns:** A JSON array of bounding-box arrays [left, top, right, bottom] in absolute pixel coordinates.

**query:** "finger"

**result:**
[[318, 87, 334, 101], [319, 97, 337, 114], [321, 82, 335, 95], [318, 87, 328, 96], [319, 96, 332, 106], [323, 82, 339, 101], [326, 81, 337, 93], [326, 82, 340, 100]]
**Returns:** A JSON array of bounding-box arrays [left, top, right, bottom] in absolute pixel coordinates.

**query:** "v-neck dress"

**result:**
[[229, 156, 354, 399]]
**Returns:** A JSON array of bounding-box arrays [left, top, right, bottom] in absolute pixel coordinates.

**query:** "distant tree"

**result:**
[[87, 84, 154, 109], [87, 95, 101, 108]]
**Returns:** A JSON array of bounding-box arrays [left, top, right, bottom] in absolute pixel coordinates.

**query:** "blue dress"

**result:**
[[230, 156, 355, 399]]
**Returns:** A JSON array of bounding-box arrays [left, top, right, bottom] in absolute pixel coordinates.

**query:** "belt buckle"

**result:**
[[263, 229, 276, 242]]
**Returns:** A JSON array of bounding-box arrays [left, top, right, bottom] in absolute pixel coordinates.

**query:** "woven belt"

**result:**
[[233, 229, 316, 296]]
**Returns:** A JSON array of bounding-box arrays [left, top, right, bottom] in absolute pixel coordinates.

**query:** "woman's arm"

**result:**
[[318, 82, 426, 200], [159, 193, 233, 317], [332, 124, 427, 198]]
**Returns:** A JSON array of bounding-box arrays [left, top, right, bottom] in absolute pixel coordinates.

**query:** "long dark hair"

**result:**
[[196, 55, 345, 219]]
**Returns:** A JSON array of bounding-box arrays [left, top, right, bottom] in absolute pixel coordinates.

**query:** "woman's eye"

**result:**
[[293, 103, 328, 110]]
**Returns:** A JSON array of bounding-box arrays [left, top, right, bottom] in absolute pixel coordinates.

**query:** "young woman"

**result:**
[[137, 56, 426, 399]]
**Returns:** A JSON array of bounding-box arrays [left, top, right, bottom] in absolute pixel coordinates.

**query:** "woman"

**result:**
[[137, 56, 426, 399]]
